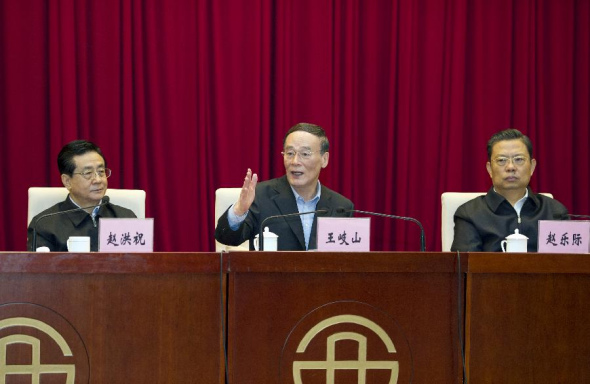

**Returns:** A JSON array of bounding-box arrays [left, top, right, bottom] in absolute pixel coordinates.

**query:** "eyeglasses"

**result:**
[[73, 168, 112, 180], [493, 156, 528, 167], [281, 150, 316, 160]]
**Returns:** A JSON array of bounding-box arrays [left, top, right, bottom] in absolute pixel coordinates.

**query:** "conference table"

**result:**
[[0, 251, 588, 383]]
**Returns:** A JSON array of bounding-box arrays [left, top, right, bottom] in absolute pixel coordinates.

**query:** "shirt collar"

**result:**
[[290, 181, 322, 204], [487, 187, 538, 212], [68, 195, 103, 217], [513, 189, 529, 213]]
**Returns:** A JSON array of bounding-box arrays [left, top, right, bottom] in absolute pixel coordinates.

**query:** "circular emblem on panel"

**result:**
[[0, 303, 90, 384], [279, 301, 413, 384]]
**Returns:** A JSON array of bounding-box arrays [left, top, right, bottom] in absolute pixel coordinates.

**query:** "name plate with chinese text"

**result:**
[[538, 220, 590, 253], [99, 218, 154, 252], [317, 217, 370, 252]]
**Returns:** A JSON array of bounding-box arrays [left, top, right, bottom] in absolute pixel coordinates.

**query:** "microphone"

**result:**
[[554, 213, 590, 220], [258, 209, 329, 251], [336, 208, 426, 252], [31, 196, 110, 252]]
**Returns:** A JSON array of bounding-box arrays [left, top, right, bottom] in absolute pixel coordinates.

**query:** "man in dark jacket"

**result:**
[[27, 140, 136, 251], [215, 123, 353, 251], [451, 129, 568, 252]]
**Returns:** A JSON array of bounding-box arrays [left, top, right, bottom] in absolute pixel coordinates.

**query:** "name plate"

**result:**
[[538, 220, 590, 254], [99, 218, 154, 252], [317, 217, 370, 252]]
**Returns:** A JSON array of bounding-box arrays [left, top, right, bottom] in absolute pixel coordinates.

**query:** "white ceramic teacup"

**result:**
[[67, 236, 91, 252], [253, 227, 278, 251], [501, 229, 528, 253]]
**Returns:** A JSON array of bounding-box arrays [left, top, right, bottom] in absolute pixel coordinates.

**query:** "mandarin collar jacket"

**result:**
[[451, 187, 568, 252], [27, 195, 137, 252]]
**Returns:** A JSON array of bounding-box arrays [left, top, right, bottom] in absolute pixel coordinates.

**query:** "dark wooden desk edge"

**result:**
[[2, 251, 587, 274], [466, 252, 590, 274], [227, 251, 464, 273], [0, 252, 223, 274]]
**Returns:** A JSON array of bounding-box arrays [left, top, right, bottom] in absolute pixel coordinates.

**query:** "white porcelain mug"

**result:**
[[501, 229, 528, 253], [253, 227, 278, 251], [67, 236, 91, 252]]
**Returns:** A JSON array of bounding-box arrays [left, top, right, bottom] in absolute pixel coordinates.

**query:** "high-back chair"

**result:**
[[214, 188, 249, 251], [440, 192, 486, 252]]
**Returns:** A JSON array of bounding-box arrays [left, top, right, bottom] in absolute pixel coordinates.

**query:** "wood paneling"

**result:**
[[0, 252, 224, 384], [228, 252, 464, 383], [466, 253, 590, 383]]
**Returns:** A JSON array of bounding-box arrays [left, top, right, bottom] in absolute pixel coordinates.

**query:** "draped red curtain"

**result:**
[[1, 0, 588, 252]]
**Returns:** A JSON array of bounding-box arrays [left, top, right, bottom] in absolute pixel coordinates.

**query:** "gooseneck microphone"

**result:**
[[554, 213, 590, 220], [31, 196, 110, 252], [336, 208, 426, 252], [258, 209, 329, 251]]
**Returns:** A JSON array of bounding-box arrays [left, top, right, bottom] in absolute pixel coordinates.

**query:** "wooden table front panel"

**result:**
[[466, 253, 590, 383], [0, 252, 224, 384], [227, 252, 464, 384]]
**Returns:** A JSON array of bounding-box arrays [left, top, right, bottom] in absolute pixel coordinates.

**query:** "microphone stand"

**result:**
[[566, 214, 590, 220], [31, 199, 110, 251], [338, 208, 426, 252]]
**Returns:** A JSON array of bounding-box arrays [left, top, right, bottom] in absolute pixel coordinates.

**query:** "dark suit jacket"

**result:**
[[27, 196, 137, 252], [215, 176, 354, 251], [451, 187, 568, 252]]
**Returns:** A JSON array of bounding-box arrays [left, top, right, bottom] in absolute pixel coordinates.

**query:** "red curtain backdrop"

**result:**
[[0, 0, 588, 252]]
